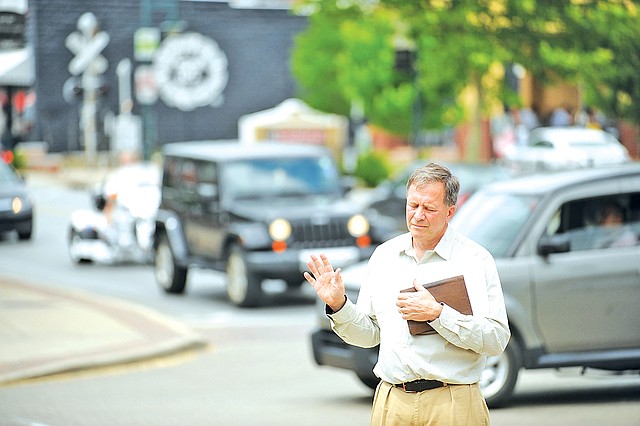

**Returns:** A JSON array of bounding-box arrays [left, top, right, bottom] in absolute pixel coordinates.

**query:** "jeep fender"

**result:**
[[155, 209, 189, 263]]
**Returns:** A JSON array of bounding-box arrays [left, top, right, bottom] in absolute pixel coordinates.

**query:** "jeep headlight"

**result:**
[[268, 218, 292, 241], [11, 197, 24, 214], [347, 214, 370, 237]]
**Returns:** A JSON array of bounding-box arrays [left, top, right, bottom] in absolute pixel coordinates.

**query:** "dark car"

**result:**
[[0, 160, 33, 240], [351, 160, 514, 241], [153, 141, 377, 307], [311, 164, 640, 407]]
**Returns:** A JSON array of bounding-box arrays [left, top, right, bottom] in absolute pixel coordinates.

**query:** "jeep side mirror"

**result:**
[[341, 176, 357, 195], [537, 234, 570, 256]]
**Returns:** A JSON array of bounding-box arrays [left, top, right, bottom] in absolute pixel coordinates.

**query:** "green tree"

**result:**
[[291, 0, 640, 155], [292, 3, 416, 135], [562, 1, 640, 123], [490, 0, 639, 123], [291, 3, 355, 116]]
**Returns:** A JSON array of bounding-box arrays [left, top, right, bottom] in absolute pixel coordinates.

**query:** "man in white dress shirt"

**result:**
[[304, 163, 510, 425]]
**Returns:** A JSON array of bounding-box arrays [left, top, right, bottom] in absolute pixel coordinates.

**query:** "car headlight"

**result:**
[[347, 214, 370, 237], [11, 197, 24, 214], [268, 218, 292, 241]]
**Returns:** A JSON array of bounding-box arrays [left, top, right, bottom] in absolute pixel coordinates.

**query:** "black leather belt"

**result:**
[[394, 379, 446, 392]]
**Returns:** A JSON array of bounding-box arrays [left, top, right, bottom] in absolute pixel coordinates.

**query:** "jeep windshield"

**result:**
[[222, 157, 341, 200], [451, 191, 540, 258]]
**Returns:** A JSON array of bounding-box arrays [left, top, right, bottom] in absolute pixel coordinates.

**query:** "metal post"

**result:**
[[137, 0, 180, 161], [411, 50, 421, 147], [116, 59, 132, 113], [81, 63, 98, 165], [142, 105, 154, 161]]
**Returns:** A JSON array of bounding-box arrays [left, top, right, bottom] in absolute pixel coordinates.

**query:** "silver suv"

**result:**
[[310, 164, 640, 407]]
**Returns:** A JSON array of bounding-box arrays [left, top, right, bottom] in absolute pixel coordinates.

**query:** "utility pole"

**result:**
[[135, 0, 181, 160]]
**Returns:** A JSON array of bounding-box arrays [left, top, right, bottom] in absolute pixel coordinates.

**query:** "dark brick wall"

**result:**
[[29, 0, 308, 152]]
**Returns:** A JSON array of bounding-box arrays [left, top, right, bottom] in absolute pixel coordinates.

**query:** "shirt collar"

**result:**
[[400, 225, 455, 262]]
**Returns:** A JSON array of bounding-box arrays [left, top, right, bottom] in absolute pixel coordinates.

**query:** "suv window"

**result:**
[[452, 192, 540, 257], [194, 161, 218, 202], [162, 158, 218, 206], [544, 192, 640, 251]]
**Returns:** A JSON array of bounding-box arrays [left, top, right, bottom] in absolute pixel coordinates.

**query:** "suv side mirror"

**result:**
[[537, 234, 570, 256]]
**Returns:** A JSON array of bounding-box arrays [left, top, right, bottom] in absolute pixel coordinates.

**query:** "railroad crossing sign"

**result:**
[[66, 12, 109, 76], [64, 12, 110, 166]]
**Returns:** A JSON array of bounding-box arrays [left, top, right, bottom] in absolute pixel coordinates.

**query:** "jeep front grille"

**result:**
[[290, 219, 354, 249]]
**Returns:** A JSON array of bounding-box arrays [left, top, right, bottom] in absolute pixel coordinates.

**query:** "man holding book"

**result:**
[[304, 162, 510, 425]]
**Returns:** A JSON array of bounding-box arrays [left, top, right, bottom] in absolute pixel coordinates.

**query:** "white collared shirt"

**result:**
[[328, 226, 510, 385]]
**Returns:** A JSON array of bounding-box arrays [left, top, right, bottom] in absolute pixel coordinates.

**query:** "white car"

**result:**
[[503, 127, 631, 173]]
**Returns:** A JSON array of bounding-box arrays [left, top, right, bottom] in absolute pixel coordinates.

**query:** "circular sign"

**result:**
[[152, 32, 229, 111]]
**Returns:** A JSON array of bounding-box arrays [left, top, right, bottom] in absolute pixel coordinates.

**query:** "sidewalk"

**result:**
[[0, 278, 207, 385]]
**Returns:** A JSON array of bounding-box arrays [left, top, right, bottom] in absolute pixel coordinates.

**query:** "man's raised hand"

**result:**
[[303, 253, 346, 312]]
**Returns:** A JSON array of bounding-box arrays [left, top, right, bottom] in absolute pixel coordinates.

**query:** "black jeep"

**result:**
[[153, 140, 376, 307]]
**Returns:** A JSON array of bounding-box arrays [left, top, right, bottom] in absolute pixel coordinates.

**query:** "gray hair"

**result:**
[[406, 163, 460, 207]]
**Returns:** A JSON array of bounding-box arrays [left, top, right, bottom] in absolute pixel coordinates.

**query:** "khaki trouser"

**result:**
[[370, 381, 490, 426]]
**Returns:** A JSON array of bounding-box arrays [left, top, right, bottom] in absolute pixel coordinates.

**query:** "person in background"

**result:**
[[519, 105, 540, 132], [595, 202, 637, 248], [585, 106, 604, 129], [549, 104, 573, 126], [304, 163, 510, 426]]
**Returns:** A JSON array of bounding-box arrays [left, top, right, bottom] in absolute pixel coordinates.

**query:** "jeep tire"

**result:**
[[226, 244, 262, 307], [154, 233, 188, 294]]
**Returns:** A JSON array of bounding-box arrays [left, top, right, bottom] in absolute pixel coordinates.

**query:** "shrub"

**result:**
[[354, 150, 391, 187]]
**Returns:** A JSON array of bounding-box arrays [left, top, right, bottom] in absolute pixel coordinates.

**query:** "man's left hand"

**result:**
[[396, 279, 443, 322]]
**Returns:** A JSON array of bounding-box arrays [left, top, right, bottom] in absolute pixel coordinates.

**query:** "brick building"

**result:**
[[25, 0, 307, 153]]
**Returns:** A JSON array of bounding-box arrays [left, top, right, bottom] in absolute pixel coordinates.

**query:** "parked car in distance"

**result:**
[[153, 141, 378, 307], [350, 161, 514, 241], [68, 162, 161, 264], [0, 160, 33, 240], [311, 164, 640, 407], [503, 126, 630, 173]]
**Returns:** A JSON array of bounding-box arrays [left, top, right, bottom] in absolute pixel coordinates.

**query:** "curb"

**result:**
[[0, 279, 207, 385]]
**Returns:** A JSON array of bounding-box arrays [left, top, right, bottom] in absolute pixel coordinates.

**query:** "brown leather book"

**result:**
[[400, 275, 473, 335]]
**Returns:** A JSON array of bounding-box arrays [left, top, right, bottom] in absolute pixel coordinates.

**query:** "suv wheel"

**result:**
[[480, 338, 521, 408], [154, 233, 187, 294], [226, 245, 262, 307]]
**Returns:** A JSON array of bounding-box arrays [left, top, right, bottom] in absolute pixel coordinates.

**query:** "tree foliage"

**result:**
[[291, 0, 640, 136]]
